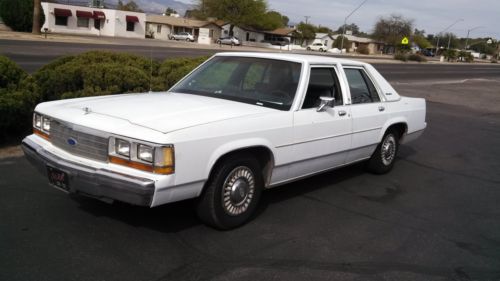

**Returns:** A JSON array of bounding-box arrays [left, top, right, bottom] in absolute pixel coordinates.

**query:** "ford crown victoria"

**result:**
[[22, 53, 426, 229]]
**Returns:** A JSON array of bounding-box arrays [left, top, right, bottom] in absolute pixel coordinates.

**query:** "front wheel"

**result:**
[[367, 129, 400, 174], [196, 154, 263, 230]]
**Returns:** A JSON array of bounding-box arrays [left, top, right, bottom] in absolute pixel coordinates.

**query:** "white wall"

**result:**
[[146, 23, 172, 41], [41, 2, 145, 39]]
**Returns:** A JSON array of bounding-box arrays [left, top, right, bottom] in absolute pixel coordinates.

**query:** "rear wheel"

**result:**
[[319, 48, 324, 52], [306, 47, 311, 51], [196, 154, 263, 230], [367, 129, 399, 174]]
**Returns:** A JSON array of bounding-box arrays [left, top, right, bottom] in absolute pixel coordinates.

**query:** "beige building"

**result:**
[[146, 15, 222, 42]]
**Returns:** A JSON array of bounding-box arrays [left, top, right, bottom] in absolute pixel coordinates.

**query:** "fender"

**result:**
[[379, 117, 408, 142], [205, 138, 277, 179]]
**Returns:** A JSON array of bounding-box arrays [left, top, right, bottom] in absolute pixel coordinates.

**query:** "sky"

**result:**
[[129, 0, 499, 39]]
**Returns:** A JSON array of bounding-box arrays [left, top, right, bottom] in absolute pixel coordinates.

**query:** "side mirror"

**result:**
[[317, 96, 335, 112]]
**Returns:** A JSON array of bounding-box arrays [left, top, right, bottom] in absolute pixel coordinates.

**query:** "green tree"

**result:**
[[336, 23, 360, 35], [317, 26, 333, 34], [414, 34, 431, 49], [165, 7, 177, 15], [372, 14, 413, 48], [0, 0, 44, 32], [294, 22, 316, 45], [333, 35, 350, 51], [117, 0, 143, 12], [198, 0, 267, 35], [253, 11, 285, 30]]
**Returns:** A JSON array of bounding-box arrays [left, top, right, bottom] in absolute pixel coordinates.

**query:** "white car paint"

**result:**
[[25, 52, 426, 208]]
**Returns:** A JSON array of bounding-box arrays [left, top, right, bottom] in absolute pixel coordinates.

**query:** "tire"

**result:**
[[196, 153, 263, 230], [319, 48, 323, 52], [186, 38, 190, 42], [306, 47, 311, 51], [367, 129, 400, 174]]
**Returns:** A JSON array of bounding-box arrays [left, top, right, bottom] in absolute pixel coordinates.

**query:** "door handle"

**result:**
[[378, 106, 385, 112], [338, 110, 347, 116]]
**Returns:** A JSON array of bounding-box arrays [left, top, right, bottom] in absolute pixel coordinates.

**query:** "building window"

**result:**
[[77, 17, 89, 28], [126, 21, 135, 32], [55, 16, 68, 26], [157, 25, 161, 34]]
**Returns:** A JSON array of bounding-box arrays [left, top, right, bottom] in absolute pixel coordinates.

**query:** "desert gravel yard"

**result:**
[[1, 77, 500, 281]]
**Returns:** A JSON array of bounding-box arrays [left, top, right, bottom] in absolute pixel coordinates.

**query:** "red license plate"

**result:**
[[47, 166, 69, 191]]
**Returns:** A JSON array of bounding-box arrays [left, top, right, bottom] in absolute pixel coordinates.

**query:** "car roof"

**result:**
[[214, 52, 367, 66]]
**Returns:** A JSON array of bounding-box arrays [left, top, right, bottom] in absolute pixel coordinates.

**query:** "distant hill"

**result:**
[[106, 0, 194, 15], [52, 0, 194, 16]]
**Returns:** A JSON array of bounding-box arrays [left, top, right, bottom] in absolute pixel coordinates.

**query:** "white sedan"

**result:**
[[23, 53, 426, 229], [307, 43, 328, 52]]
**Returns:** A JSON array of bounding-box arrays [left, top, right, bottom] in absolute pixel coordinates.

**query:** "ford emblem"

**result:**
[[67, 137, 78, 146]]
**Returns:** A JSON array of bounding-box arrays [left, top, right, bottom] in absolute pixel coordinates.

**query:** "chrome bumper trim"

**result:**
[[22, 137, 155, 206]]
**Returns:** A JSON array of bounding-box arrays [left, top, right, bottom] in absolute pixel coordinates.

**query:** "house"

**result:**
[[311, 33, 384, 54], [146, 15, 222, 42], [41, 2, 145, 39], [221, 24, 295, 45]]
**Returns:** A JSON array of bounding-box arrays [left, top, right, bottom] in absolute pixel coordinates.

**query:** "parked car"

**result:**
[[307, 43, 328, 52], [23, 53, 427, 229], [263, 37, 290, 46], [216, 36, 240, 46], [169, 32, 195, 42]]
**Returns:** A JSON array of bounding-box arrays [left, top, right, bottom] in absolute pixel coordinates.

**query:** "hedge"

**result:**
[[0, 51, 209, 145], [0, 56, 39, 142]]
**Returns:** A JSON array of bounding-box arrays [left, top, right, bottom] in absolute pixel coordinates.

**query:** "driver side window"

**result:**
[[344, 68, 381, 104], [302, 68, 343, 109]]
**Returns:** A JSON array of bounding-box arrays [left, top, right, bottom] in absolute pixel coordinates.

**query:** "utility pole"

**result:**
[[340, 0, 367, 54], [465, 26, 483, 50], [32, 0, 41, 35], [304, 16, 310, 24], [435, 18, 463, 55]]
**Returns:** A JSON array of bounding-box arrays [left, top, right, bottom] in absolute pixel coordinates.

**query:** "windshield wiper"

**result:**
[[257, 99, 283, 106]]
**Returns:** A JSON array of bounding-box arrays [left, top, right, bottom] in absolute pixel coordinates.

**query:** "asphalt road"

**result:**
[[2, 39, 500, 281], [2, 39, 500, 82], [2, 99, 500, 281]]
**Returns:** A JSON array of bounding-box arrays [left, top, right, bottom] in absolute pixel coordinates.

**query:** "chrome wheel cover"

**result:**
[[222, 166, 255, 216], [381, 134, 396, 166]]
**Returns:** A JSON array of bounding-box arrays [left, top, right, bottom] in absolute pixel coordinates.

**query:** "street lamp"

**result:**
[[340, 0, 368, 54], [435, 18, 464, 55], [465, 26, 483, 50]]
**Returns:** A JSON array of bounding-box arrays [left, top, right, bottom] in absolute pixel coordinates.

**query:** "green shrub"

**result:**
[[444, 49, 458, 61], [0, 57, 38, 142], [357, 45, 370, 55], [33, 51, 160, 101], [458, 51, 474, 63], [408, 54, 427, 62], [394, 53, 408, 62]]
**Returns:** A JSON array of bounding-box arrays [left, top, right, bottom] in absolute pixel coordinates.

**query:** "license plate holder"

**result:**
[[47, 166, 69, 191]]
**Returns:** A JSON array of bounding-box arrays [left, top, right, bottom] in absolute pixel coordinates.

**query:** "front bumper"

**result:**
[[22, 136, 155, 206]]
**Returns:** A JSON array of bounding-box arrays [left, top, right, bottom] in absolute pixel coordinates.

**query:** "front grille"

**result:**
[[50, 121, 108, 162]]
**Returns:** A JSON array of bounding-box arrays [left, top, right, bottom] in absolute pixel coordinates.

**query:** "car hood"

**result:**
[[38, 92, 275, 134]]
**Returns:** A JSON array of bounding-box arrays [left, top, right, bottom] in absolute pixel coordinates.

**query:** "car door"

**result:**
[[290, 66, 352, 179], [342, 66, 389, 163]]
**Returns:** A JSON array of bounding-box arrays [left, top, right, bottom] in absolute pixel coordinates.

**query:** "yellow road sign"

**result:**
[[401, 37, 409, 45]]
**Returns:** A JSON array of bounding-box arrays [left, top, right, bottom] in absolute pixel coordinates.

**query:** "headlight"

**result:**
[[137, 144, 153, 163], [42, 117, 51, 132], [115, 139, 131, 157], [33, 113, 42, 129], [109, 137, 174, 175]]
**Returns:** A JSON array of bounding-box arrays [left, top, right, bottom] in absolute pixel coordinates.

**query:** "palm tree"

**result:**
[[32, 0, 41, 34]]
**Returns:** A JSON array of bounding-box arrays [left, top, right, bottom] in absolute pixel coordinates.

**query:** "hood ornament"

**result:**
[[83, 107, 92, 115]]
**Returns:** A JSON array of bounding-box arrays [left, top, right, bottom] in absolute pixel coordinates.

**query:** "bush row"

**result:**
[[0, 52, 208, 144], [394, 53, 427, 62]]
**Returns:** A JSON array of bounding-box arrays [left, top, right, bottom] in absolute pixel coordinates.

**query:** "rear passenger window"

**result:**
[[302, 68, 342, 109], [344, 68, 380, 104]]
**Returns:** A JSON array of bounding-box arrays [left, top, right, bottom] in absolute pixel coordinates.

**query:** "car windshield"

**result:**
[[170, 56, 302, 110]]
